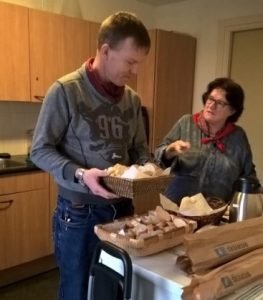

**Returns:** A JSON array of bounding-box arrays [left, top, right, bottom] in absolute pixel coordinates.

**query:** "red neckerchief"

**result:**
[[85, 58, 124, 103], [193, 111, 236, 152]]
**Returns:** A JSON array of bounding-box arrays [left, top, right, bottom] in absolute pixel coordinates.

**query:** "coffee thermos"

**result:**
[[229, 177, 263, 222]]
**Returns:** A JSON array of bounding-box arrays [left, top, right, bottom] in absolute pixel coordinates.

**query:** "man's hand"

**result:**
[[81, 168, 119, 199]]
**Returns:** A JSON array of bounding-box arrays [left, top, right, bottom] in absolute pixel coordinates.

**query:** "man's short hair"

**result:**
[[97, 11, 150, 53]]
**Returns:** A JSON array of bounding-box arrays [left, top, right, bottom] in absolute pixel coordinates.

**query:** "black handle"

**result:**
[[0, 153, 11, 159], [34, 95, 45, 101], [0, 200, 14, 210], [234, 177, 261, 193]]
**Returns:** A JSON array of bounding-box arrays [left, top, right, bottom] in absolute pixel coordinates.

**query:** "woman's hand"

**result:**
[[165, 140, 191, 159]]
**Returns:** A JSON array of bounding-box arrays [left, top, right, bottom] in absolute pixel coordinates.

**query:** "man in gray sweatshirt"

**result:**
[[31, 11, 150, 300]]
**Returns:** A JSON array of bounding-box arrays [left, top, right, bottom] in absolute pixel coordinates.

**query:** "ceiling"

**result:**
[[136, 0, 187, 6]]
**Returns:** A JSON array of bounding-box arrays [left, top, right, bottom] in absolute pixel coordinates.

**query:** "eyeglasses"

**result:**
[[206, 96, 230, 109]]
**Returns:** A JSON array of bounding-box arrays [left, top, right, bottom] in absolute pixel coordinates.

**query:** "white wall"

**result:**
[[1, 0, 156, 27], [154, 0, 263, 112]]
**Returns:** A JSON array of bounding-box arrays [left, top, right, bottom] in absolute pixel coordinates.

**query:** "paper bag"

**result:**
[[182, 247, 263, 300], [178, 216, 263, 273]]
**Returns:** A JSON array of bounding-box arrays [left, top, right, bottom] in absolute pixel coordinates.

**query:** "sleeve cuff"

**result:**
[[63, 161, 81, 182]]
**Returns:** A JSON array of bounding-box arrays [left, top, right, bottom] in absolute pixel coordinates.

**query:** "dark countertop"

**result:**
[[0, 154, 40, 175]]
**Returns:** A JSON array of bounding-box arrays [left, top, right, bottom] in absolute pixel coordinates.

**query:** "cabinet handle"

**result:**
[[34, 95, 45, 101], [0, 200, 14, 210]]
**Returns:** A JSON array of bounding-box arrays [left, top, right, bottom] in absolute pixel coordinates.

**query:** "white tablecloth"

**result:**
[[100, 247, 191, 300], [131, 247, 191, 300], [99, 246, 263, 300]]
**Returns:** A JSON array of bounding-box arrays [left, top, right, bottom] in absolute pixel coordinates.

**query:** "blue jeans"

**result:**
[[52, 195, 134, 300]]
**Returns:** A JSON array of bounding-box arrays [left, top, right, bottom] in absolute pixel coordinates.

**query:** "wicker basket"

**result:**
[[103, 175, 172, 199], [177, 197, 227, 228], [95, 213, 196, 256]]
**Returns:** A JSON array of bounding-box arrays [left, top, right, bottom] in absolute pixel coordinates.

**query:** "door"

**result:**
[[229, 28, 263, 183], [153, 30, 195, 150]]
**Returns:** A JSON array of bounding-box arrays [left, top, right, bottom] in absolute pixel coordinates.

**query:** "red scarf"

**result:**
[[85, 58, 124, 103], [193, 112, 236, 152]]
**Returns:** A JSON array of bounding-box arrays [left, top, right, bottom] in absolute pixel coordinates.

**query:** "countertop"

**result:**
[[0, 154, 39, 175]]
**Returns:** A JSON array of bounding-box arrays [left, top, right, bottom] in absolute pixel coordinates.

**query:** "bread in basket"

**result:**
[[160, 193, 227, 228], [103, 163, 172, 199]]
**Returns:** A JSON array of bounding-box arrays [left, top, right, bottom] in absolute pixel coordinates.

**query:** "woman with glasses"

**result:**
[[155, 77, 259, 204]]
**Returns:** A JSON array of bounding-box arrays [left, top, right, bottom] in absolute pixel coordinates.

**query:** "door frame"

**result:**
[[216, 14, 263, 76]]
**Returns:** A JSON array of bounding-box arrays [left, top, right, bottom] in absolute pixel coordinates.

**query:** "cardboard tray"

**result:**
[[95, 213, 197, 256]]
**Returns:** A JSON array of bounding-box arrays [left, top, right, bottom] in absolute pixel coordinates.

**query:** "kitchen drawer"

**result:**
[[0, 189, 50, 270], [0, 171, 48, 195]]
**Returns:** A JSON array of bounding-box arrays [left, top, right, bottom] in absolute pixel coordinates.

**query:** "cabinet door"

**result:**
[[29, 9, 65, 102], [29, 11, 101, 102], [63, 16, 91, 74], [0, 189, 50, 270], [88, 21, 100, 57], [136, 30, 157, 151], [153, 30, 195, 150], [0, 2, 30, 101], [63, 19, 101, 74]]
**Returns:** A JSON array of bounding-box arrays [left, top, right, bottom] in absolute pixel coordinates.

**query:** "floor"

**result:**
[[0, 269, 59, 300]]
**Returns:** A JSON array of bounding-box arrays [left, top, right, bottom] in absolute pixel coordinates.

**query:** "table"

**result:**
[[131, 247, 191, 300], [100, 246, 263, 300], [100, 246, 191, 300]]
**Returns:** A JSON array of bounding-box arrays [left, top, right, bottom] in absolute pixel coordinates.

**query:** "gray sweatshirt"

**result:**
[[31, 65, 150, 205], [154, 114, 258, 202]]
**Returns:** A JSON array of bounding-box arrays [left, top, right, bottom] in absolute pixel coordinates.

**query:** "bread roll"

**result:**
[[107, 164, 128, 176], [179, 193, 213, 216], [121, 165, 151, 179]]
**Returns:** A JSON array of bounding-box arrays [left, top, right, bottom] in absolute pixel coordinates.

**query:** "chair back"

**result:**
[[87, 240, 132, 300]]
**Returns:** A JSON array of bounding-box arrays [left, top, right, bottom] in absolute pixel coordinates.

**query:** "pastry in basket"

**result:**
[[106, 162, 167, 179], [137, 162, 165, 177], [179, 193, 213, 216], [104, 164, 172, 199], [121, 165, 152, 179], [161, 193, 225, 216], [160, 193, 227, 228], [106, 163, 128, 177]]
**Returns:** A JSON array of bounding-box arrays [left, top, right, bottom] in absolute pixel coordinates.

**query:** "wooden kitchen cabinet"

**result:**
[[0, 2, 100, 102], [29, 9, 65, 102], [29, 10, 99, 101], [0, 2, 30, 101], [63, 18, 95, 73], [137, 29, 196, 153], [0, 171, 51, 270]]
